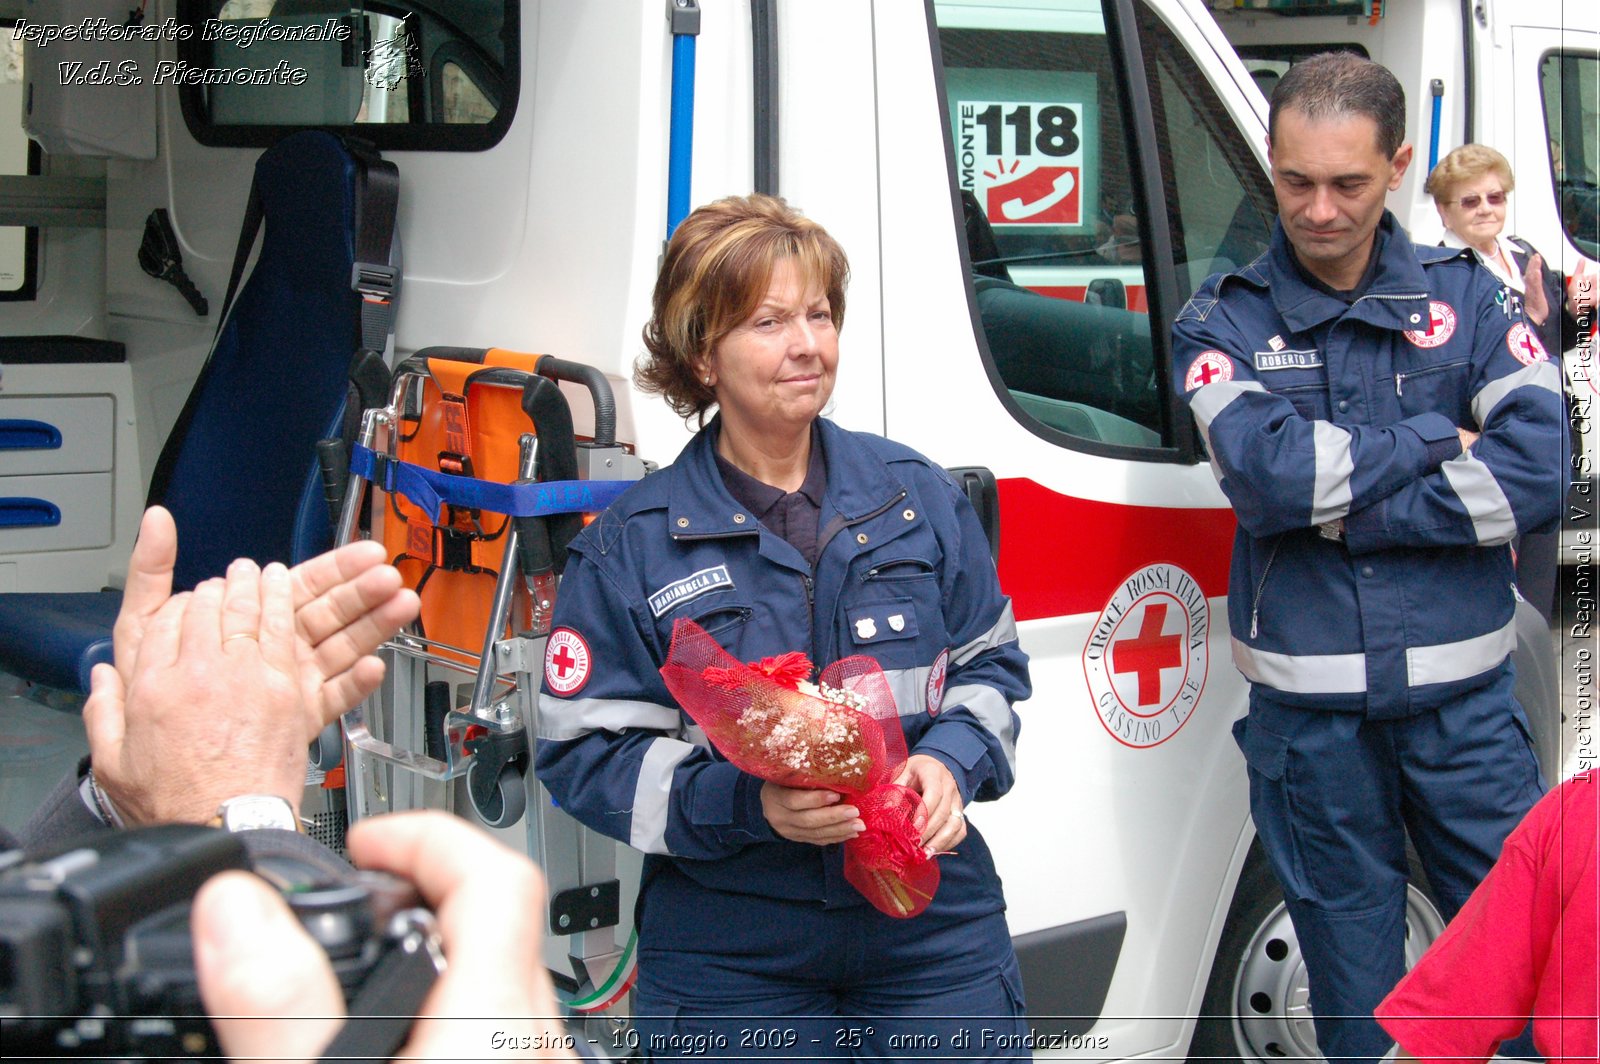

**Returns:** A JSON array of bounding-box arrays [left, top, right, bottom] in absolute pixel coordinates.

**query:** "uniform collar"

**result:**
[[1442, 229, 1525, 292], [666, 416, 904, 538], [1266, 212, 1432, 334]]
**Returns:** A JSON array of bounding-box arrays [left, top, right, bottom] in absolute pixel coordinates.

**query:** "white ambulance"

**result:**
[[0, 1, 1573, 1060]]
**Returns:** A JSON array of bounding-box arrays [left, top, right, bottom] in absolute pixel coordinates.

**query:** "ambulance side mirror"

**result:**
[[946, 466, 1001, 565], [1086, 277, 1126, 310]]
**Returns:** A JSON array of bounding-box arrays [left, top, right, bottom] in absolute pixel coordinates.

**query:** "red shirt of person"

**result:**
[[1376, 774, 1598, 1063]]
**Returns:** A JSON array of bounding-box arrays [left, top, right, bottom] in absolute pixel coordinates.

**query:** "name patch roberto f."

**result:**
[[648, 565, 735, 617], [1253, 349, 1323, 371]]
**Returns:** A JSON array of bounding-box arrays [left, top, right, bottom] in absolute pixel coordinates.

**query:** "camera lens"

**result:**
[[285, 883, 374, 960]]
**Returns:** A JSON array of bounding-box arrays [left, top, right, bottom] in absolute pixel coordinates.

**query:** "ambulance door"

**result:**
[[874, 0, 1277, 1054], [1511, 26, 1600, 568]]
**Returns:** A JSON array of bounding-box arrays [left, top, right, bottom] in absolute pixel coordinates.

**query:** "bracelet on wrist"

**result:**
[[86, 767, 126, 829]]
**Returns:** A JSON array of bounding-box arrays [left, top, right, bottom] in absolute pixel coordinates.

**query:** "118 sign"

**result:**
[[972, 103, 1080, 157]]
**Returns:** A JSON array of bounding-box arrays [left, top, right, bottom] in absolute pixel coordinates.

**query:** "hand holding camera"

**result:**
[[3, 812, 573, 1062], [195, 811, 575, 1063]]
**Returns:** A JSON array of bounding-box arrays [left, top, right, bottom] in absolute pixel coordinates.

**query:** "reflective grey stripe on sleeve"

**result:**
[[680, 723, 711, 751], [1406, 617, 1516, 687], [939, 683, 1017, 774], [1188, 380, 1268, 451], [629, 737, 694, 854], [952, 599, 1019, 665], [882, 665, 931, 717], [1231, 637, 1367, 694], [537, 695, 680, 741], [1311, 421, 1355, 523], [1471, 361, 1561, 427], [1440, 454, 1518, 545]]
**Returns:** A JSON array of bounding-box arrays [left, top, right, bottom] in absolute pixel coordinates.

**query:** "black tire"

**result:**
[[1187, 844, 1445, 1063], [1510, 596, 1564, 785], [469, 761, 528, 828]]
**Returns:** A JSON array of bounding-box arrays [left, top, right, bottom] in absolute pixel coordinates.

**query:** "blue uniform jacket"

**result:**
[[534, 417, 1030, 910], [1172, 214, 1565, 719]]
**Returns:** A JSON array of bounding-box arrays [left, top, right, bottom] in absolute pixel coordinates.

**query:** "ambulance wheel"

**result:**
[[469, 762, 527, 828], [1187, 845, 1445, 1064]]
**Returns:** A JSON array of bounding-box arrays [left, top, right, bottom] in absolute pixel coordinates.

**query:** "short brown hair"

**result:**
[[1425, 143, 1515, 203], [637, 194, 849, 423], [1270, 51, 1407, 160]]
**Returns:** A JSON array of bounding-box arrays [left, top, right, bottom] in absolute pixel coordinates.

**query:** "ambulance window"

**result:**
[[934, 1, 1271, 454], [0, 26, 39, 301], [1137, 3, 1274, 298], [1541, 51, 1600, 258], [177, 0, 517, 151]]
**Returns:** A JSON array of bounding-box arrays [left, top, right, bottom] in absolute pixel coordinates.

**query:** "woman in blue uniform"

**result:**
[[535, 194, 1031, 1060]]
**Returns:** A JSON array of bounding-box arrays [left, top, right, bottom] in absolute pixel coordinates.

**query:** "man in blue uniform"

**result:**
[[1172, 54, 1564, 1061]]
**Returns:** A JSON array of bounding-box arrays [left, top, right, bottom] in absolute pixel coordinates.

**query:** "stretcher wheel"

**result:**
[[308, 722, 343, 772], [469, 761, 527, 827]]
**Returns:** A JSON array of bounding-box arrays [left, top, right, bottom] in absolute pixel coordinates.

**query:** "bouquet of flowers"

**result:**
[[658, 617, 942, 918]]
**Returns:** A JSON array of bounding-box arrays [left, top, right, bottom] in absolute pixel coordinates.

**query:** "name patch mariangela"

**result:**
[[1253, 349, 1323, 371], [649, 565, 735, 617]]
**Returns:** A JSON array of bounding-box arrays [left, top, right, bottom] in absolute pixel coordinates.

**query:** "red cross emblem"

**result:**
[[1404, 301, 1457, 348], [1184, 351, 1234, 391], [544, 628, 592, 695], [1082, 564, 1211, 750], [1111, 602, 1184, 707], [1506, 321, 1548, 366]]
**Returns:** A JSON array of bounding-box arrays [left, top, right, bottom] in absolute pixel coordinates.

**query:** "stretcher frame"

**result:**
[[333, 347, 647, 1016]]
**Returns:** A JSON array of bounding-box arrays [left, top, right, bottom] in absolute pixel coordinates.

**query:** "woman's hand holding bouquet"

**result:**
[[659, 618, 943, 917]]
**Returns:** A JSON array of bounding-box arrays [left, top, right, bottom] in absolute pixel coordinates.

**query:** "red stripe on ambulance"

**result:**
[[995, 478, 1235, 621]]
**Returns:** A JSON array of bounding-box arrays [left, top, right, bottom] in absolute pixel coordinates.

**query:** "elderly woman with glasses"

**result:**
[[1425, 144, 1591, 359], [1425, 144, 1593, 623]]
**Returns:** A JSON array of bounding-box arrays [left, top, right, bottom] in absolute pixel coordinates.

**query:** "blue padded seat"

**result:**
[[0, 131, 392, 693], [0, 592, 120, 693]]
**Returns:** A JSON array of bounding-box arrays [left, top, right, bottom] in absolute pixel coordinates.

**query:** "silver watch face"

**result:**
[[219, 795, 297, 832]]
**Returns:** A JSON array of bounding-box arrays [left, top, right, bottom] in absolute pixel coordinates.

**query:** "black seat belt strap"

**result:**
[[212, 181, 263, 339], [343, 136, 401, 359]]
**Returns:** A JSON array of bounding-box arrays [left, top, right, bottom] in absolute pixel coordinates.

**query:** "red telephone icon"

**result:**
[[987, 166, 1080, 225]]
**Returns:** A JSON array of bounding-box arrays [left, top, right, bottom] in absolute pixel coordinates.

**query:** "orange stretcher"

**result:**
[[332, 347, 647, 1012]]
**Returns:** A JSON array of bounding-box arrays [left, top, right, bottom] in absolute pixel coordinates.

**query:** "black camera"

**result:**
[[0, 824, 438, 1061]]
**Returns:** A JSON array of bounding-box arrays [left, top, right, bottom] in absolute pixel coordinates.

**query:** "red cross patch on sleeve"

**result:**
[[1506, 321, 1549, 366], [544, 628, 592, 695], [1184, 351, 1234, 391]]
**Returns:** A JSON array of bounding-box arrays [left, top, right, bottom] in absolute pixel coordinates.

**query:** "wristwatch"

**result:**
[[210, 795, 301, 833]]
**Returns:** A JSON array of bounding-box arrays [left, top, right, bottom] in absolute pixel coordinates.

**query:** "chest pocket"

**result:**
[[1266, 368, 1331, 421], [1392, 359, 1472, 424], [1253, 346, 1332, 421], [674, 596, 755, 659], [848, 556, 949, 666]]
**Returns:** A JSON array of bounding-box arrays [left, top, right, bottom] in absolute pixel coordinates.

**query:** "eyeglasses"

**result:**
[[1452, 191, 1507, 209]]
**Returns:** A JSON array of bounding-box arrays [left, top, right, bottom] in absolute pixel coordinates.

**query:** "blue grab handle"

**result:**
[[667, 31, 697, 238], [1428, 81, 1444, 174], [0, 497, 62, 528], [0, 419, 63, 451]]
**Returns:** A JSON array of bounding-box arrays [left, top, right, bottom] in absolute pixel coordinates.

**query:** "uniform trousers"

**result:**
[[1235, 668, 1545, 1062], [632, 860, 1029, 1062]]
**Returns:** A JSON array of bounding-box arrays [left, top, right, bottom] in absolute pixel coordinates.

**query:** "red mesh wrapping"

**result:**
[[659, 618, 941, 918]]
